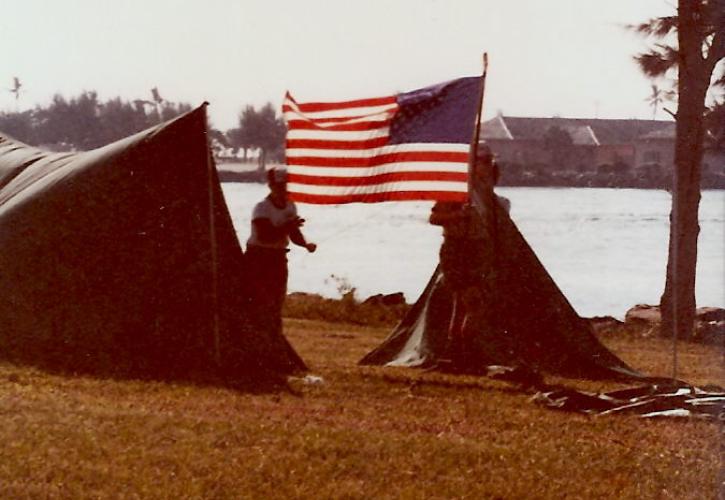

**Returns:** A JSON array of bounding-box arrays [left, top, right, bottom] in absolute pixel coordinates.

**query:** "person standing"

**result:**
[[245, 168, 316, 334], [428, 145, 510, 372]]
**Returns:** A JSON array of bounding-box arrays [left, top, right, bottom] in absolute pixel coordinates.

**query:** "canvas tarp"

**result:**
[[360, 197, 640, 381], [0, 105, 306, 380]]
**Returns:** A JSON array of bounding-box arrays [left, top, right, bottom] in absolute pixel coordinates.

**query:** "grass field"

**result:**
[[0, 319, 721, 499]]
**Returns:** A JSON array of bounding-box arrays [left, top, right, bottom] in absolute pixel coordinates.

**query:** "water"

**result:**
[[222, 184, 724, 319]]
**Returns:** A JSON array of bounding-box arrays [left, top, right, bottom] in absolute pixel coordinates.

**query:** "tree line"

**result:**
[[0, 93, 287, 165], [225, 103, 286, 164], [4, 87, 719, 175], [0, 92, 195, 151]]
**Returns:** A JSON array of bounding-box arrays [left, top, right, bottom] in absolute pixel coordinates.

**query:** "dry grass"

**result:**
[[0, 318, 721, 499]]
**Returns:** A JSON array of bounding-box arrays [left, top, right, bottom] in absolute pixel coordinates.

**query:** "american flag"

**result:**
[[282, 76, 481, 204]]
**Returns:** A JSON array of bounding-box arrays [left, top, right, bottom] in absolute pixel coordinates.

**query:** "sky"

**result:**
[[1, 0, 685, 131]]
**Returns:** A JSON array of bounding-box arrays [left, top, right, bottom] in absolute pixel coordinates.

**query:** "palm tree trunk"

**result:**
[[659, 1, 708, 341]]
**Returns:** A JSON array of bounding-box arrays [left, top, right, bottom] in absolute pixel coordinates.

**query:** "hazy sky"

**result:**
[[2, 0, 683, 130]]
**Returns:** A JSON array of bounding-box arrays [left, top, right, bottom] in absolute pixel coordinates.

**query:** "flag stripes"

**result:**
[[286, 143, 469, 158], [280, 162, 468, 178], [286, 137, 390, 150], [286, 127, 390, 141], [286, 119, 390, 131], [283, 84, 473, 204], [286, 150, 469, 168], [287, 190, 468, 205], [282, 94, 396, 114], [289, 171, 467, 186]]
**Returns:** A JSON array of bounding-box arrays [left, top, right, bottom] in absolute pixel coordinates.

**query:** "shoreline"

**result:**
[[283, 291, 724, 345], [215, 162, 725, 190]]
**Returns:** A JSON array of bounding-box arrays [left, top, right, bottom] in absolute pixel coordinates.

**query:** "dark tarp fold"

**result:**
[[360, 198, 640, 380], [0, 105, 306, 380]]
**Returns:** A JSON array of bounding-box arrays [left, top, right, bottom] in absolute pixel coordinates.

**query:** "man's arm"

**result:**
[[254, 216, 316, 252], [289, 226, 316, 253]]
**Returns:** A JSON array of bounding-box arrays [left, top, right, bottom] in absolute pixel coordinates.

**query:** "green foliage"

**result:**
[[1, 93, 286, 162], [630, 0, 724, 78], [0, 110, 37, 144], [630, 0, 724, 94], [645, 84, 670, 119], [633, 42, 679, 80], [631, 15, 678, 38], [0, 92, 194, 150], [226, 102, 286, 164], [631, 0, 725, 340]]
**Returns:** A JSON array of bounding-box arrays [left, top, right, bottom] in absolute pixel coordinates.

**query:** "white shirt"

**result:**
[[246, 196, 298, 249]]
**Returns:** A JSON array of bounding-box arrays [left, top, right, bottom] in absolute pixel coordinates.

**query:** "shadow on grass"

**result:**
[[356, 366, 537, 396], [0, 353, 301, 395]]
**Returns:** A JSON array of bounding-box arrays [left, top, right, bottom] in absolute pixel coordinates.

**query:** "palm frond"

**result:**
[[664, 88, 678, 100], [634, 49, 677, 78], [657, 43, 679, 62], [629, 16, 677, 37]]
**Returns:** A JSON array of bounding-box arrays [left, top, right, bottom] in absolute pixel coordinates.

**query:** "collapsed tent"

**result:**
[[0, 105, 305, 380], [360, 197, 640, 380], [533, 383, 725, 420]]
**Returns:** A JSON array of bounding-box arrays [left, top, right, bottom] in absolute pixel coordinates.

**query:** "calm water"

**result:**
[[222, 184, 724, 319]]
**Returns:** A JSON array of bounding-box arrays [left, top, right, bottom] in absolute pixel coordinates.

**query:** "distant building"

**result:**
[[481, 115, 676, 179], [702, 149, 725, 178]]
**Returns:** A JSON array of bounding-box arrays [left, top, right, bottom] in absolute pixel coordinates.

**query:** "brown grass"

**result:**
[[0, 318, 721, 499]]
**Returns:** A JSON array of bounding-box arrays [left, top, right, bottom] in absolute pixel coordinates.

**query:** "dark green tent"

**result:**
[[360, 198, 640, 380], [0, 105, 305, 380]]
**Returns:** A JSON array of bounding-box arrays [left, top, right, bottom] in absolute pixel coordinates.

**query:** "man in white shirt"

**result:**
[[246, 168, 316, 334]]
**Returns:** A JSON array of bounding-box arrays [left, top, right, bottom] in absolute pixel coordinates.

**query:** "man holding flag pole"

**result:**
[[283, 54, 511, 374], [428, 143, 513, 372]]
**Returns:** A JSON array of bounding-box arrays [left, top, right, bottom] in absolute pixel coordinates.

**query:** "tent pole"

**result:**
[[202, 103, 222, 367], [671, 159, 679, 381]]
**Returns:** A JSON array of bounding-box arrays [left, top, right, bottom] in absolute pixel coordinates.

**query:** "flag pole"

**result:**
[[466, 53, 501, 341], [468, 52, 489, 198], [467, 52, 496, 237]]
